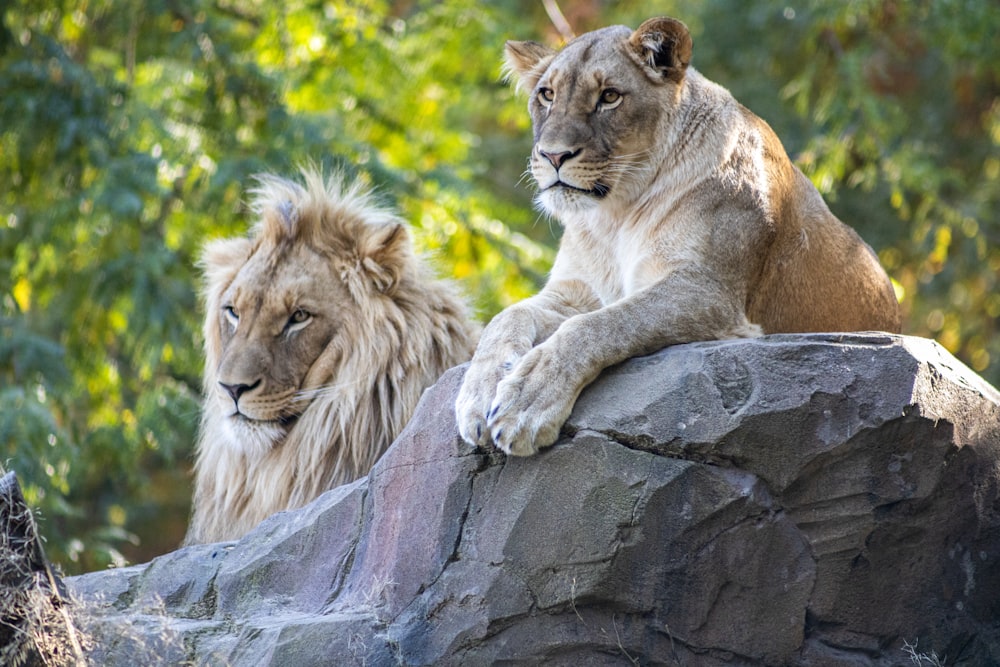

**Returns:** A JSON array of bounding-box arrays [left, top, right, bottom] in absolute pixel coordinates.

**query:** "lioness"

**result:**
[[455, 17, 901, 456], [185, 168, 478, 544]]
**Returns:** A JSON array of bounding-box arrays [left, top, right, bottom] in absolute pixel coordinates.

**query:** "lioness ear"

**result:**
[[629, 17, 692, 83], [503, 40, 556, 95], [349, 222, 411, 297]]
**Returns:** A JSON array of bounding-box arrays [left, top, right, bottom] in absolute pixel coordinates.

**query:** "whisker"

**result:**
[[611, 148, 655, 161], [291, 378, 367, 405], [516, 167, 536, 190], [599, 150, 657, 183]]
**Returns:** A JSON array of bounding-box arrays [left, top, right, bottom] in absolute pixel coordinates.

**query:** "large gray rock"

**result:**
[[67, 334, 1000, 666]]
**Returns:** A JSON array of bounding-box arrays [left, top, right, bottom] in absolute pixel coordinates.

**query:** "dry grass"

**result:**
[[1, 468, 200, 666], [902, 639, 945, 666], [1, 469, 88, 666]]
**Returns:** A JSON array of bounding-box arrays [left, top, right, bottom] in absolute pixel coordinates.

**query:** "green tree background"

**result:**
[[1, 0, 997, 574]]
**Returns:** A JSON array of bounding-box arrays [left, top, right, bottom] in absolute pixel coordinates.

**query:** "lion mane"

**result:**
[[184, 168, 478, 544]]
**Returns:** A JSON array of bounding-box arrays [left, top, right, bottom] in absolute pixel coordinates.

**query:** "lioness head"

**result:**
[[201, 171, 409, 458], [504, 18, 692, 215]]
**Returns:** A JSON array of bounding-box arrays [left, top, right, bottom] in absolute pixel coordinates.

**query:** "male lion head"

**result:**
[[202, 171, 407, 458], [186, 167, 478, 544], [504, 18, 692, 215]]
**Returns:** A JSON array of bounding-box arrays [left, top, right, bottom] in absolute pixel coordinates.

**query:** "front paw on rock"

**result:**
[[490, 422, 538, 457], [455, 398, 491, 450], [487, 406, 552, 457]]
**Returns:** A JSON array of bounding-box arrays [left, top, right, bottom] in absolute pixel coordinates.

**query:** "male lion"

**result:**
[[455, 17, 901, 457], [185, 168, 478, 544]]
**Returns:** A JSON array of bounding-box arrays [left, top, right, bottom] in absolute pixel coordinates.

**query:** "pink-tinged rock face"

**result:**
[[67, 333, 1000, 666]]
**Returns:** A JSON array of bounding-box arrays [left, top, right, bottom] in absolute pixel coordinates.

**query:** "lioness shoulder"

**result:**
[[455, 17, 900, 456]]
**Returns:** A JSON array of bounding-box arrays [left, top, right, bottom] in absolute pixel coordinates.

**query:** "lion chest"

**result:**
[[557, 213, 679, 305]]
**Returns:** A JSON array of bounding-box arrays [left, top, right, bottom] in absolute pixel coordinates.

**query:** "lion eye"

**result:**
[[286, 309, 312, 332], [599, 88, 622, 109], [537, 87, 554, 107], [223, 305, 239, 330]]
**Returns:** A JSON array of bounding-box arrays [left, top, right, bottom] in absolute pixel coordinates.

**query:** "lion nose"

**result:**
[[219, 379, 261, 403], [539, 149, 578, 169]]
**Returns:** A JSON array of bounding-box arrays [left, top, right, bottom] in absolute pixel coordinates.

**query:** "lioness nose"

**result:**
[[539, 149, 577, 169], [219, 379, 260, 403]]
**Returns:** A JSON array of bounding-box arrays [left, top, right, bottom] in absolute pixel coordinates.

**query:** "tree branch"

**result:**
[[541, 0, 575, 43]]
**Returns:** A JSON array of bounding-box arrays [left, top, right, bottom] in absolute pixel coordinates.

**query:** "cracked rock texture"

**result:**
[[67, 334, 1000, 666]]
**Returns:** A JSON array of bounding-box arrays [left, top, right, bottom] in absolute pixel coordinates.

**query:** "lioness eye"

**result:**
[[599, 89, 622, 107], [223, 305, 239, 329], [537, 87, 554, 106], [285, 308, 312, 331]]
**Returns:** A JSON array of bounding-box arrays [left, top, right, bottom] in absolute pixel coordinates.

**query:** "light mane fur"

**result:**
[[185, 167, 479, 544]]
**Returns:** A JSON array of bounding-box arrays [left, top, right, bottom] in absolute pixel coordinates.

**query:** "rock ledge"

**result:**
[[69, 334, 1000, 666]]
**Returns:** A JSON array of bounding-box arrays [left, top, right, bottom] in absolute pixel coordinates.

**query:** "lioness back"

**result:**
[[738, 110, 901, 333], [455, 17, 900, 457]]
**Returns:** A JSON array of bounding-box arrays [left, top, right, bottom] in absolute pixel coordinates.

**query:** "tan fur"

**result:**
[[456, 17, 901, 456], [185, 168, 479, 544]]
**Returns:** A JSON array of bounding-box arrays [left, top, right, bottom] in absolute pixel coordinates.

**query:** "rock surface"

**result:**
[[67, 334, 1000, 666]]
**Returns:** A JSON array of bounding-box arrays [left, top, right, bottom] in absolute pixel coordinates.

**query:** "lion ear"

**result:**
[[351, 222, 411, 297], [200, 237, 253, 295], [503, 40, 556, 95], [629, 17, 692, 83]]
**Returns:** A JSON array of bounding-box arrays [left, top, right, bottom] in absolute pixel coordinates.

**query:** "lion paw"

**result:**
[[455, 352, 521, 449], [486, 346, 577, 456]]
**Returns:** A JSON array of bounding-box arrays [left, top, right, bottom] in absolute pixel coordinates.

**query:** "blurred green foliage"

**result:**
[[1, 0, 997, 574]]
